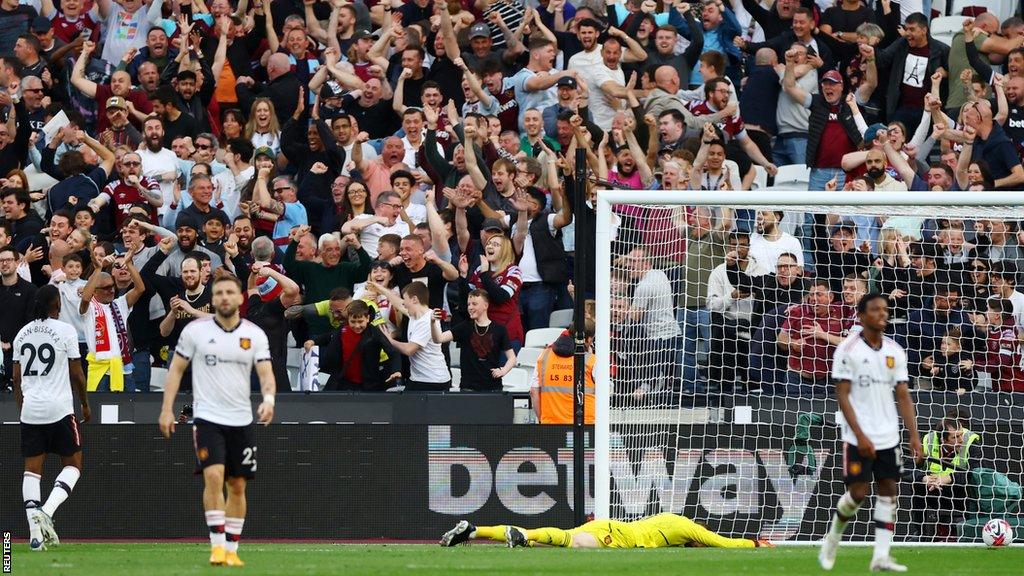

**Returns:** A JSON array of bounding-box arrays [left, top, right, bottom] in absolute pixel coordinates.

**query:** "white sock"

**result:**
[[42, 466, 81, 517], [205, 510, 226, 548], [225, 517, 244, 553], [828, 492, 863, 539], [23, 472, 43, 542], [873, 495, 896, 561]]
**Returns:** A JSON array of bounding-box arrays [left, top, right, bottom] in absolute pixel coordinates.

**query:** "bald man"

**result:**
[[864, 148, 906, 192], [71, 41, 154, 132], [948, 12, 1022, 110], [963, 98, 1024, 190], [237, 52, 302, 125]]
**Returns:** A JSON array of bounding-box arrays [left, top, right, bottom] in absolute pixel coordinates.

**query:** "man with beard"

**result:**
[[688, 77, 777, 177], [135, 61, 161, 95], [90, 151, 162, 230], [137, 117, 180, 218], [749, 210, 803, 274], [97, 97, 142, 149], [224, 215, 255, 282], [284, 225, 372, 337], [244, 237, 300, 392], [863, 148, 907, 192], [0, 245, 37, 388], [149, 242, 212, 392], [78, 251, 146, 392], [173, 68, 218, 135], [329, 115, 377, 179], [507, 185, 571, 333], [151, 87, 198, 147], [137, 212, 223, 278], [908, 284, 976, 386], [71, 41, 153, 133], [14, 35, 47, 82]]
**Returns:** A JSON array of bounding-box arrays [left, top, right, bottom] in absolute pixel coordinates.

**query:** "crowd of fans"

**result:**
[[0, 0, 1019, 398]]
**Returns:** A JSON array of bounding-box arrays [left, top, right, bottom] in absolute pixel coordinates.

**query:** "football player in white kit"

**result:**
[[13, 285, 89, 551], [159, 274, 275, 567], [820, 293, 923, 572]]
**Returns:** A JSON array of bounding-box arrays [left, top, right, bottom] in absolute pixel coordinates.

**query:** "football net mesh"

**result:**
[[597, 201, 1024, 543]]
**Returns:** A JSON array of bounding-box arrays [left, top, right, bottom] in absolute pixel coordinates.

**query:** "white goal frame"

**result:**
[[593, 190, 1024, 522]]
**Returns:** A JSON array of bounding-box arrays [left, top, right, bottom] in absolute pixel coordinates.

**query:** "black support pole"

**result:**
[[572, 146, 587, 527]]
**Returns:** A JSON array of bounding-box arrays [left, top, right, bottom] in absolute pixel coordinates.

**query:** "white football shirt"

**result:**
[[831, 334, 909, 450], [14, 319, 81, 425], [405, 312, 450, 384], [174, 317, 272, 427]]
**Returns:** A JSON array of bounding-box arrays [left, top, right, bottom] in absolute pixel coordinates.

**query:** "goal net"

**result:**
[[593, 191, 1024, 543]]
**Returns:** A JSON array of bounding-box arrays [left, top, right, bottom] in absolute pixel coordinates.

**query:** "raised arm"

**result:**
[[70, 41, 99, 98], [438, 0, 460, 60], [265, 2, 280, 54], [608, 26, 647, 63]]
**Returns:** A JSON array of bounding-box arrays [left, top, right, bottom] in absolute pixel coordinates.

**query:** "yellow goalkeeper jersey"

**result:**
[[571, 514, 756, 549]]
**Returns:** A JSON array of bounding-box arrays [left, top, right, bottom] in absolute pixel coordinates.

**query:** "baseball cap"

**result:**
[[830, 219, 857, 237], [106, 96, 128, 110], [31, 16, 51, 34], [468, 22, 491, 40], [254, 146, 277, 160], [320, 80, 343, 99], [351, 29, 372, 42], [482, 218, 506, 232], [556, 76, 578, 89], [821, 70, 843, 84], [864, 123, 886, 143]]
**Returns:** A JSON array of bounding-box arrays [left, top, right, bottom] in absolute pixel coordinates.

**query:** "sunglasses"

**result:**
[[122, 161, 141, 167], [196, 143, 212, 150], [273, 187, 292, 193]]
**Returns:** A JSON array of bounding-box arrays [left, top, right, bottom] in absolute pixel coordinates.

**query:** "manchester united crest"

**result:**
[[886, 356, 895, 369], [850, 462, 862, 475], [197, 447, 209, 461], [240, 338, 252, 350]]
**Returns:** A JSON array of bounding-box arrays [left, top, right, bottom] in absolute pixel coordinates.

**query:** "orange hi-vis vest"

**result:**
[[535, 347, 596, 424]]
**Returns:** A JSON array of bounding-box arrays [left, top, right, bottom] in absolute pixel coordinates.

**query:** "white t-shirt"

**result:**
[[633, 268, 681, 340], [508, 213, 558, 283], [353, 214, 411, 258], [56, 279, 88, 342], [749, 231, 804, 274], [174, 317, 272, 427], [400, 136, 444, 169], [585, 64, 626, 131], [101, 5, 155, 64], [831, 334, 909, 450], [14, 319, 81, 425], [342, 142, 378, 177], [405, 312, 449, 384], [83, 295, 132, 360], [138, 147, 179, 216]]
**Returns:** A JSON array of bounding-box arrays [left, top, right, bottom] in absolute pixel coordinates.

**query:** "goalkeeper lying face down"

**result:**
[[440, 513, 774, 549]]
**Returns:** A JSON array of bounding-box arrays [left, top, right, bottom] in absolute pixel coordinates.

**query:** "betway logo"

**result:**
[[428, 425, 594, 515], [611, 446, 829, 540], [427, 426, 828, 539]]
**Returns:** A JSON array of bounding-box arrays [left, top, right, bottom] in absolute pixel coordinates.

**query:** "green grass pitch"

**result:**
[[10, 543, 1024, 575]]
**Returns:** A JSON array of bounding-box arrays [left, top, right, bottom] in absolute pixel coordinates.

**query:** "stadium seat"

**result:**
[[770, 164, 810, 191], [932, 0, 948, 16], [450, 368, 461, 392], [149, 367, 168, 392], [450, 346, 461, 367], [524, 327, 565, 349], [931, 16, 968, 47], [287, 348, 303, 369], [287, 333, 297, 348], [751, 165, 768, 191], [548, 308, 574, 328], [502, 367, 531, 393], [952, 0, 1011, 19], [516, 346, 545, 369]]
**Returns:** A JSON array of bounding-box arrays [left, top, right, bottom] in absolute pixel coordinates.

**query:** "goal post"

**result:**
[[593, 190, 1024, 543]]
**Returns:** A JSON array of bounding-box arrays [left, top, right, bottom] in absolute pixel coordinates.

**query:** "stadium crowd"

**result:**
[[0, 0, 1020, 399]]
